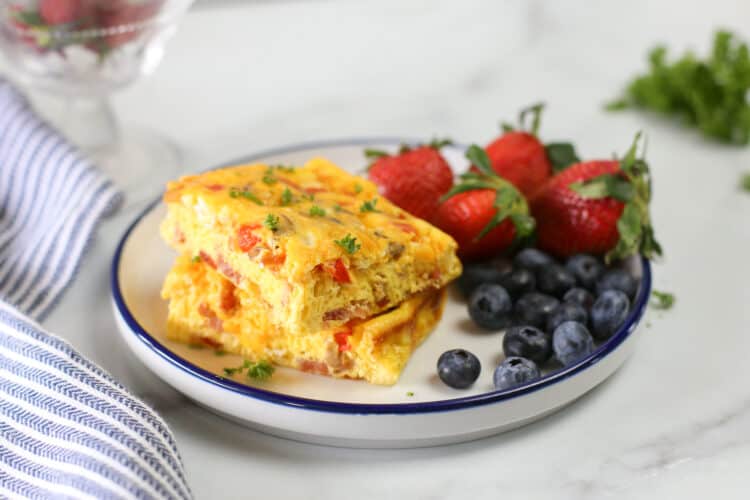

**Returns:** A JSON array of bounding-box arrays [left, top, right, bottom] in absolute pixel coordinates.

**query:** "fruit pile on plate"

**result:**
[[366, 104, 661, 390]]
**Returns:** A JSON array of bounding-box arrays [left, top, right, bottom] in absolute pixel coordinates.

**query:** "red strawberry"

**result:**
[[367, 141, 454, 222], [40, 0, 82, 25], [473, 103, 580, 198], [97, 0, 163, 48], [531, 133, 662, 262], [433, 145, 534, 260], [484, 130, 551, 197]]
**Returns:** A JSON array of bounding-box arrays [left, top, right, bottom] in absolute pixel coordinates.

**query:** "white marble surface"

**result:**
[[10, 0, 750, 498]]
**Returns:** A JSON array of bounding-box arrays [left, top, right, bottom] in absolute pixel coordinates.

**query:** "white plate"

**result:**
[[111, 138, 651, 448]]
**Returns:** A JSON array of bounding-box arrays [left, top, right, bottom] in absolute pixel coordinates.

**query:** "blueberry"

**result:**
[[468, 283, 513, 330], [553, 321, 594, 366], [547, 302, 588, 333], [499, 268, 536, 299], [536, 264, 576, 298], [456, 261, 505, 297], [590, 290, 630, 339], [493, 357, 541, 390], [513, 248, 555, 271], [596, 269, 638, 299], [514, 292, 560, 330], [565, 254, 605, 290], [563, 287, 595, 310], [437, 349, 481, 389], [502, 325, 551, 364]]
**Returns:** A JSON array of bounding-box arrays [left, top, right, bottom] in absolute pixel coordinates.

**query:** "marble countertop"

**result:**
[[14, 0, 750, 498]]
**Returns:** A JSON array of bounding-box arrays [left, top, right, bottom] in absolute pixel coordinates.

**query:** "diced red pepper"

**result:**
[[220, 283, 237, 313], [393, 222, 417, 234], [261, 252, 286, 269], [237, 224, 261, 252], [200, 336, 223, 348], [334, 327, 352, 352], [199, 251, 216, 269], [206, 183, 224, 191], [325, 258, 351, 284]]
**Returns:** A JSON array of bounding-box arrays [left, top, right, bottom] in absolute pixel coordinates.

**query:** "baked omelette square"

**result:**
[[160, 157, 461, 335], [162, 253, 447, 385]]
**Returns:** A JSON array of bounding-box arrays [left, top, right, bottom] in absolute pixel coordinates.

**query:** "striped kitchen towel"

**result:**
[[0, 80, 192, 499]]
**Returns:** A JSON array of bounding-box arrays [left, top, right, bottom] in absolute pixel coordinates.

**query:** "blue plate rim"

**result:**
[[111, 137, 652, 415]]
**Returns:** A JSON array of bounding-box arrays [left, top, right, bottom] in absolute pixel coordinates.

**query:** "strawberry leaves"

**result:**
[[501, 102, 545, 135], [545, 142, 581, 172], [570, 174, 634, 201], [567, 132, 662, 262], [443, 145, 535, 242]]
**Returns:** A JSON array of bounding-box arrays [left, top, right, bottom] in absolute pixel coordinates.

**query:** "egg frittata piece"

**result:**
[[160, 157, 461, 335], [162, 254, 446, 385]]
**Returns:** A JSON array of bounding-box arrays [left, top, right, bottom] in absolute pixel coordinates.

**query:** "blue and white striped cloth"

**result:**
[[0, 80, 192, 499]]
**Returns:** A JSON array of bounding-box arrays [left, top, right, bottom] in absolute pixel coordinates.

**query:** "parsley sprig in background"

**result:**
[[607, 30, 750, 191]]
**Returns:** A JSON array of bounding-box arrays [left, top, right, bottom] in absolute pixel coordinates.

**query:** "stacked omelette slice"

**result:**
[[160, 158, 461, 385]]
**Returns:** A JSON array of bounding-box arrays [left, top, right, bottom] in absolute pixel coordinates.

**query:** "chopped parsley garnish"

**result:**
[[263, 214, 280, 232], [359, 198, 378, 212], [741, 172, 750, 193], [229, 187, 263, 205], [262, 171, 277, 185], [223, 359, 275, 380], [191, 255, 201, 264], [650, 290, 675, 310], [406, 391, 414, 397], [335, 233, 360, 254], [247, 360, 275, 380], [214, 349, 227, 356], [606, 30, 750, 145], [309, 205, 326, 217], [269, 164, 296, 173], [302, 193, 315, 201], [281, 187, 293, 206], [333, 204, 343, 212], [354, 183, 363, 194]]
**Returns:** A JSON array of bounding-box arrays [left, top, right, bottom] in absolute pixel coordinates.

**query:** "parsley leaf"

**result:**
[[354, 183, 363, 194], [262, 171, 277, 185], [263, 214, 280, 232], [650, 290, 675, 310], [302, 193, 315, 201], [269, 164, 296, 173], [246, 360, 275, 380], [229, 188, 263, 205], [281, 187, 293, 206], [223, 359, 275, 380], [741, 172, 750, 192], [607, 30, 750, 145], [335, 234, 360, 254], [309, 205, 326, 217], [359, 198, 378, 212], [191, 255, 201, 264]]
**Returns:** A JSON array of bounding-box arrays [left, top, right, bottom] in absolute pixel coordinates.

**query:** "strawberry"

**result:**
[[39, 0, 82, 25], [366, 140, 454, 222], [96, 0, 163, 48], [474, 103, 580, 197], [531, 133, 662, 262], [433, 145, 535, 260]]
